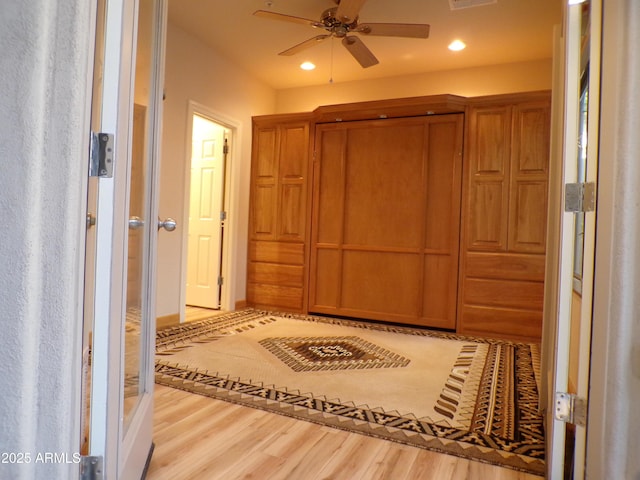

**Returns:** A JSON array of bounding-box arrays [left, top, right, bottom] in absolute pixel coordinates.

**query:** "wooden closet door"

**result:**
[[247, 116, 310, 312], [309, 114, 463, 328], [458, 97, 550, 341]]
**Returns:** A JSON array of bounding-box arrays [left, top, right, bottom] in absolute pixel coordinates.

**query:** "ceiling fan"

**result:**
[[253, 0, 430, 68]]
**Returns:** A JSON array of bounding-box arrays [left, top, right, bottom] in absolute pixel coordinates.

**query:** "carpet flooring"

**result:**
[[155, 309, 545, 475]]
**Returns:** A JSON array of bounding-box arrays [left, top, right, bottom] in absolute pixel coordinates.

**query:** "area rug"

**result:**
[[155, 309, 545, 475]]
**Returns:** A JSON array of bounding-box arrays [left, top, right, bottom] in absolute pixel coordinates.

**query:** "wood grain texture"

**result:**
[[147, 384, 543, 480], [247, 115, 311, 312], [459, 95, 551, 341], [310, 114, 463, 329]]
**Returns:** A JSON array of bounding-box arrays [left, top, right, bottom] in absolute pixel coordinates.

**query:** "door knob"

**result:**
[[158, 217, 177, 232], [128, 216, 144, 229]]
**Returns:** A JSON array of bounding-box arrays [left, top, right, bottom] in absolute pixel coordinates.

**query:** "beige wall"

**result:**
[[275, 59, 553, 113], [157, 22, 276, 317]]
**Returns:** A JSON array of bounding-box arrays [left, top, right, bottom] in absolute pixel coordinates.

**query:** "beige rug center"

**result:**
[[157, 316, 485, 429]]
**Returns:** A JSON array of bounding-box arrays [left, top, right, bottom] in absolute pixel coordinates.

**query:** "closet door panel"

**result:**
[[312, 248, 341, 309], [341, 250, 421, 318], [310, 114, 463, 328], [343, 123, 425, 249], [422, 117, 463, 328], [316, 129, 346, 245], [424, 121, 460, 250], [423, 255, 455, 326]]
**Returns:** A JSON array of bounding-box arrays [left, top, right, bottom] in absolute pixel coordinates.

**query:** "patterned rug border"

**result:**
[[155, 309, 545, 476]]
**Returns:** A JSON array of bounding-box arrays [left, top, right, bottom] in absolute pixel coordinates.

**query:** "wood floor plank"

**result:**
[[147, 384, 544, 480]]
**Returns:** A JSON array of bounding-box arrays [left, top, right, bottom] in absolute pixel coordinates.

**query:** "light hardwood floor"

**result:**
[[147, 384, 544, 480], [184, 306, 226, 323]]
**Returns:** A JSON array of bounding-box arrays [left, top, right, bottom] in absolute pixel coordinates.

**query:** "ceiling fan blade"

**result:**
[[355, 23, 430, 39], [341, 36, 379, 68], [279, 35, 330, 56], [253, 10, 324, 29], [335, 0, 369, 23]]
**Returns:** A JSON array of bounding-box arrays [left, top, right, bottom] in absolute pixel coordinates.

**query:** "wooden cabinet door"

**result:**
[[247, 116, 310, 311], [459, 97, 551, 341], [310, 114, 463, 329]]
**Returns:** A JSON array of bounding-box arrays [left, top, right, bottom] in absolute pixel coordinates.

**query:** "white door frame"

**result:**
[[546, 1, 602, 477], [179, 101, 240, 319]]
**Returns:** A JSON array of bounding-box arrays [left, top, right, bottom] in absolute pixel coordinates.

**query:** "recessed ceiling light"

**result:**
[[448, 40, 466, 51], [568, 0, 586, 4], [300, 61, 316, 71]]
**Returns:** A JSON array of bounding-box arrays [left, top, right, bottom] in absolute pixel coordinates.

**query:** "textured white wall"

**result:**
[[0, 1, 92, 478], [589, 0, 640, 477]]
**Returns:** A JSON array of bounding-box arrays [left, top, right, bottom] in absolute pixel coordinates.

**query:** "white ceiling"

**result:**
[[167, 0, 563, 90]]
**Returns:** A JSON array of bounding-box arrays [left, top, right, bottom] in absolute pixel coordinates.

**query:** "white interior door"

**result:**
[[186, 114, 227, 309], [85, 0, 167, 478], [547, 1, 601, 478]]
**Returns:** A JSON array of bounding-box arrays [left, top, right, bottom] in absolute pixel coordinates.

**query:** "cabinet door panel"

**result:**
[[255, 128, 278, 178], [468, 181, 507, 249], [512, 105, 550, 174], [279, 125, 307, 178], [459, 96, 550, 341], [509, 180, 548, 252], [279, 183, 305, 239], [474, 108, 511, 174], [252, 184, 277, 237], [343, 123, 425, 249]]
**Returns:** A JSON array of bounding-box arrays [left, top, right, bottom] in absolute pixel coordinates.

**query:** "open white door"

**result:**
[[83, 0, 167, 478], [185, 113, 228, 309], [546, 0, 601, 478]]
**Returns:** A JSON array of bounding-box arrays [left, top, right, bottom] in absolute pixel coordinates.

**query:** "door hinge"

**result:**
[[80, 455, 103, 480], [217, 276, 224, 286], [555, 392, 587, 426], [89, 132, 114, 178], [220, 211, 227, 221], [223, 138, 229, 154], [564, 182, 596, 213]]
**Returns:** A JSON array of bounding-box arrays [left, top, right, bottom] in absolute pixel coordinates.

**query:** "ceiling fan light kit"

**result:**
[[254, 0, 430, 69]]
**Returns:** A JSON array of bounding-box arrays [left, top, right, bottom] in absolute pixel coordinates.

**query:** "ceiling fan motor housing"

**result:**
[[321, 7, 358, 37]]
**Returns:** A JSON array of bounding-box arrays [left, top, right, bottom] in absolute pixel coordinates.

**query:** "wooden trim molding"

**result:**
[[156, 313, 180, 330]]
